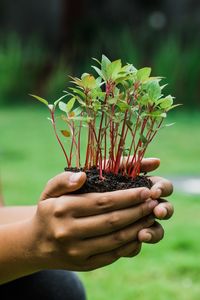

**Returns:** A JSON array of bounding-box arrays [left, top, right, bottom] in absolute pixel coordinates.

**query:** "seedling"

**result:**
[[31, 55, 178, 189]]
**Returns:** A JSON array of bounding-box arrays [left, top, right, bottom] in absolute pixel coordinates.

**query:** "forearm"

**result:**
[[0, 219, 41, 284], [0, 206, 37, 225]]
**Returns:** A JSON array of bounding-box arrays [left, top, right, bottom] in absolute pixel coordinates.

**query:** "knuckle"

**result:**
[[113, 231, 126, 245], [138, 203, 146, 218], [107, 212, 120, 228], [113, 230, 126, 245], [54, 230, 66, 241], [53, 227, 70, 242], [96, 194, 114, 211], [53, 200, 65, 218], [67, 247, 80, 258]]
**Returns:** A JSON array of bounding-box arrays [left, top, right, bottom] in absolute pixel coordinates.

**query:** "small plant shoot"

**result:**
[[31, 55, 179, 181]]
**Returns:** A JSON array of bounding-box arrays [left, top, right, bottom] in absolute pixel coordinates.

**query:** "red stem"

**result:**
[[114, 110, 128, 174], [50, 109, 70, 167]]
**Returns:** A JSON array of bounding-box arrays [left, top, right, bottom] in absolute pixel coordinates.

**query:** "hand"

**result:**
[[136, 158, 174, 244], [30, 172, 158, 271]]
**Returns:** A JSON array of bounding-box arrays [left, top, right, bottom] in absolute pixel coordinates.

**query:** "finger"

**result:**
[[138, 221, 164, 244], [153, 200, 174, 220], [81, 216, 154, 254], [85, 242, 142, 270], [74, 202, 157, 238], [150, 176, 173, 199], [40, 172, 87, 200], [69, 187, 151, 217], [120, 157, 160, 173], [121, 241, 142, 257], [84, 250, 119, 271], [140, 158, 160, 172]]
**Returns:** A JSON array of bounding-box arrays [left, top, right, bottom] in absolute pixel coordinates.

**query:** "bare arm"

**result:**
[[0, 206, 36, 225]]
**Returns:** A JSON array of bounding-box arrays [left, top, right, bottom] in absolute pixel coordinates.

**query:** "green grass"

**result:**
[[0, 106, 200, 299]]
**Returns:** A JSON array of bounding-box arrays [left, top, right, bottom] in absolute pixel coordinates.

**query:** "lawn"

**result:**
[[0, 106, 200, 299]]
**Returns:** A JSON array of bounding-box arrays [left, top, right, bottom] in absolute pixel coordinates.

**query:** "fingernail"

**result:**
[[160, 207, 168, 218], [70, 172, 82, 183], [144, 233, 152, 242], [141, 189, 150, 201]]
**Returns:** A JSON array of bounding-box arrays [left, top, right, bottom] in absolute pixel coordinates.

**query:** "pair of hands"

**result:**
[[30, 158, 173, 272]]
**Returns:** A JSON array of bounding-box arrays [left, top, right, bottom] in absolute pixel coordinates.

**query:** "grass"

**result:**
[[0, 106, 200, 299]]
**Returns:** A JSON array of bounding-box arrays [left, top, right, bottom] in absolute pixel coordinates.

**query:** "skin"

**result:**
[[0, 158, 173, 284]]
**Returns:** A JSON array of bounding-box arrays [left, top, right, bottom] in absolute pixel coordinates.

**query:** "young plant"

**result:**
[[31, 55, 178, 181]]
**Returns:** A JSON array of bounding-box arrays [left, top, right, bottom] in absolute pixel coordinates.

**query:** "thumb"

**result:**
[[40, 171, 86, 200]]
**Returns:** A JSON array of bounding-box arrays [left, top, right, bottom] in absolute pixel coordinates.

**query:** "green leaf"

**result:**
[[164, 123, 175, 127], [139, 94, 149, 106], [90, 89, 105, 99], [148, 110, 167, 118], [166, 103, 182, 111], [59, 101, 67, 112], [92, 66, 106, 80], [92, 100, 101, 111], [92, 57, 101, 65], [160, 112, 167, 118], [121, 64, 137, 74], [107, 59, 122, 80], [75, 96, 86, 107], [158, 96, 174, 109], [81, 74, 97, 89], [66, 97, 76, 113], [116, 100, 130, 112], [147, 81, 161, 101], [59, 98, 76, 113], [137, 67, 151, 81], [126, 120, 133, 131], [68, 87, 86, 99], [107, 98, 118, 105], [54, 94, 67, 107], [29, 94, 48, 106], [140, 134, 148, 145], [73, 107, 82, 116], [69, 76, 82, 87], [101, 55, 111, 73]]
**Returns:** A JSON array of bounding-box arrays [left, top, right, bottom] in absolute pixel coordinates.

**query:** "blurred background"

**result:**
[[0, 1, 200, 299], [0, 0, 200, 106]]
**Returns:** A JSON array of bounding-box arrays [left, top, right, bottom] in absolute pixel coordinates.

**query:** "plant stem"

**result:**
[[50, 109, 70, 167]]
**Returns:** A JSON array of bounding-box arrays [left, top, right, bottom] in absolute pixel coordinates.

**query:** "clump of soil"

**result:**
[[65, 166, 153, 193]]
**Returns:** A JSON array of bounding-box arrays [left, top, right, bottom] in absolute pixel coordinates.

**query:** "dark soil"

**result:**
[[65, 166, 153, 193]]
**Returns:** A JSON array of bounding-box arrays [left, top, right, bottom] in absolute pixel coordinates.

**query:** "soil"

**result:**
[[65, 166, 153, 193]]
